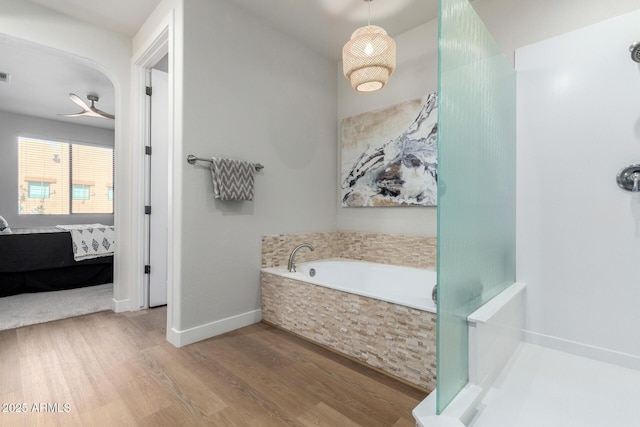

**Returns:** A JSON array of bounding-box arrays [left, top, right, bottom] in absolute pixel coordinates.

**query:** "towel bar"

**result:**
[[186, 154, 264, 171]]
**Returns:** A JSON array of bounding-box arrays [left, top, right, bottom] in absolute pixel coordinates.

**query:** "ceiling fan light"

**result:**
[[342, 25, 396, 92]]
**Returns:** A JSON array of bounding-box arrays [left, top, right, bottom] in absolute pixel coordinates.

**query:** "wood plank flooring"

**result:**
[[0, 307, 426, 426]]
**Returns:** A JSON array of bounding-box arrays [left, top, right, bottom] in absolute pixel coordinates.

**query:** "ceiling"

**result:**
[[0, 0, 437, 130], [231, 0, 437, 61], [26, 0, 163, 38], [0, 34, 116, 130]]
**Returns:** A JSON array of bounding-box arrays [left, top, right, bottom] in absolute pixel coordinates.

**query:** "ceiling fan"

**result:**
[[59, 93, 115, 120]]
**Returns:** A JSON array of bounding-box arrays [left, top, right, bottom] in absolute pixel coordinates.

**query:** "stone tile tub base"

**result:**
[[261, 271, 437, 391]]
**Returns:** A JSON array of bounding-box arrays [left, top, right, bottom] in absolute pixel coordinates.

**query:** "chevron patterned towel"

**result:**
[[210, 157, 256, 200]]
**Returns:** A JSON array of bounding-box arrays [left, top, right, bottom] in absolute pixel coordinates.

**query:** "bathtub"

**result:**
[[261, 258, 438, 390], [283, 259, 436, 313]]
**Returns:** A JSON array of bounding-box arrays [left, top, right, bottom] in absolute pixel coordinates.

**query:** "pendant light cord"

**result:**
[[368, 0, 371, 25]]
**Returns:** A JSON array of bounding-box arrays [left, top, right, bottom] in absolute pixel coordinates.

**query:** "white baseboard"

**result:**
[[522, 330, 640, 371], [167, 309, 262, 347], [112, 298, 130, 313]]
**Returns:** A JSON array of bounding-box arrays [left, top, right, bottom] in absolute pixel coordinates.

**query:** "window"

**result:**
[[18, 137, 113, 215], [28, 182, 51, 199], [72, 184, 91, 200]]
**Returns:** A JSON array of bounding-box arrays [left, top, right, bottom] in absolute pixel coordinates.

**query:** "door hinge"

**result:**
[[145, 146, 152, 155], [146, 86, 152, 96], [145, 205, 151, 215], [144, 265, 151, 274]]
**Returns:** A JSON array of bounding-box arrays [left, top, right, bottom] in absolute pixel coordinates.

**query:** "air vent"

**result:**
[[0, 72, 10, 83]]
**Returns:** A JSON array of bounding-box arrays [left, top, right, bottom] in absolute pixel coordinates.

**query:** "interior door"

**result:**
[[149, 68, 168, 307]]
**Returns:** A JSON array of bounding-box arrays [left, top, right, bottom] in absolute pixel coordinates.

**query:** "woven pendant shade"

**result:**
[[342, 25, 396, 92]]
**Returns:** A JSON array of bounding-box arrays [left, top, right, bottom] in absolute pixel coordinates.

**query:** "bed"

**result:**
[[0, 226, 114, 298]]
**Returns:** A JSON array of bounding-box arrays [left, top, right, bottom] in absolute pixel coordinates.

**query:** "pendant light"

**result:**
[[342, 0, 396, 92]]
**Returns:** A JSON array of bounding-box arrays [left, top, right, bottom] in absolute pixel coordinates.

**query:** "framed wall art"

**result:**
[[341, 93, 438, 207]]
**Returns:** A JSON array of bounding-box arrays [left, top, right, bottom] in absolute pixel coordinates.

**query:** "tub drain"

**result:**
[[309, 268, 316, 277]]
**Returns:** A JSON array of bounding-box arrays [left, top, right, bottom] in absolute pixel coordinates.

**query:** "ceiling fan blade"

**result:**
[[68, 93, 91, 112], [59, 109, 103, 118], [90, 107, 115, 120], [58, 112, 89, 118]]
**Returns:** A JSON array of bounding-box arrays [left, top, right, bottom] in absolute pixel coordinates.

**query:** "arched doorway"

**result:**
[[0, 35, 119, 326]]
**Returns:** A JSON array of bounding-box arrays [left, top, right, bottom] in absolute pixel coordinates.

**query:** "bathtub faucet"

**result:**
[[287, 243, 314, 272]]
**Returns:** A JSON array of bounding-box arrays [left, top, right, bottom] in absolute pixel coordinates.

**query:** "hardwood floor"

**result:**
[[0, 307, 426, 426]]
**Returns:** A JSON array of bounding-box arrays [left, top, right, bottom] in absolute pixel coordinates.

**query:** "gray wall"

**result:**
[[0, 110, 115, 228], [134, 0, 640, 343], [174, 0, 640, 336], [178, 0, 337, 330]]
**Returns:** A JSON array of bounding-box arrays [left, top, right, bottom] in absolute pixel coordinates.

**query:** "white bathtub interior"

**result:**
[[262, 258, 437, 313]]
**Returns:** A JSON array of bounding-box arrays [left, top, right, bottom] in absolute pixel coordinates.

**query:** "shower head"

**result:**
[[630, 42, 640, 62]]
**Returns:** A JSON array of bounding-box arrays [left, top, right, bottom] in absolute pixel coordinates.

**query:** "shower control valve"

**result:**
[[616, 164, 640, 192]]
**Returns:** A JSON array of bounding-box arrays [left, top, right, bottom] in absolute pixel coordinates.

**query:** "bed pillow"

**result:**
[[0, 215, 11, 234]]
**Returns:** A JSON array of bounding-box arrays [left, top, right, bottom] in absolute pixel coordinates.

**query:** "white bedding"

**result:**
[[56, 224, 115, 261]]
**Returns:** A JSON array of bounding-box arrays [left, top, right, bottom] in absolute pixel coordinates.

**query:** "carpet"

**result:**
[[0, 283, 113, 330]]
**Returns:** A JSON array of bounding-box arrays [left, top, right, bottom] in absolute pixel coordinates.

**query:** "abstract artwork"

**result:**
[[341, 93, 438, 207]]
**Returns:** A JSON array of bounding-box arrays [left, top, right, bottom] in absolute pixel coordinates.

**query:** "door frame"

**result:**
[[131, 8, 183, 345]]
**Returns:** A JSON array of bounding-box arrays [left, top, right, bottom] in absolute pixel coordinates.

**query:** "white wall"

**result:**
[[469, 0, 640, 366], [516, 9, 640, 367], [0, 0, 134, 307], [336, 21, 439, 236], [0, 111, 115, 228], [173, 0, 337, 334]]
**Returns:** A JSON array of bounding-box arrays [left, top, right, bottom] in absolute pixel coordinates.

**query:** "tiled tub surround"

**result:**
[[261, 269, 437, 391], [261, 232, 437, 269], [260, 232, 438, 391]]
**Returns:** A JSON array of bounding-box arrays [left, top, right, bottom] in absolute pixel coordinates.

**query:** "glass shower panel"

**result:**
[[436, 0, 516, 414]]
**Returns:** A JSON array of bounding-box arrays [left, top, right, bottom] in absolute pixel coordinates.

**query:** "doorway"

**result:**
[[0, 35, 117, 326], [132, 13, 180, 345]]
